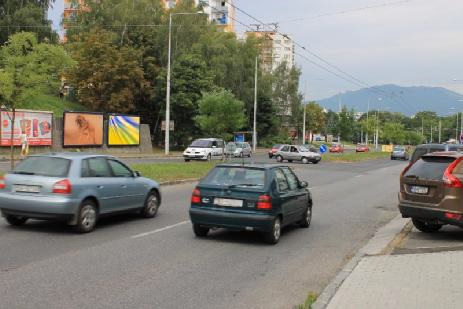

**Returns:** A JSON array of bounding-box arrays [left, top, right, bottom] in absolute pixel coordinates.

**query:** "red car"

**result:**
[[356, 144, 370, 152], [268, 144, 284, 158], [329, 143, 344, 153]]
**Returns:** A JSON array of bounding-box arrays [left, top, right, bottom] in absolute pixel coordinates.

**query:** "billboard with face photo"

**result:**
[[63, 112, 104, 147], [108, 115, 140, 146]]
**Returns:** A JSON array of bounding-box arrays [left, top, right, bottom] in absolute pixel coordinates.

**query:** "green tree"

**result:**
[[382, 122, 406, 144], [304, 101, 326, 134], [196, 89, 246, 141], [68, 28, 149, 113], [0, 32, 73, 167], [337, 106, 355, 142], [325, 110, 339, 137], [0, 1, 58, 44], [404, 131, 425, 145]]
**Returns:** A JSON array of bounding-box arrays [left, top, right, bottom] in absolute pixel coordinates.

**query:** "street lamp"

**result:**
[[165, 12, 205, 155]]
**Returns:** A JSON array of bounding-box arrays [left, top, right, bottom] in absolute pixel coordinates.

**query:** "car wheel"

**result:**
[[193, 224, 209, 237], [264, 217, 281, 245], [300, 205, 312, 228], [207, 154, 212, 162], [301, 157, 309, 164], [269, 154, 273, 159], [288, 160, 293, 163], [5, 215, 28, 226], [276, 155, 283, 162], [141, 190, 160, 218], [185, 159, 190, 162], [75, 200, 98, 233], [312, 160, 320, 164], [412, 218, 442, 233]]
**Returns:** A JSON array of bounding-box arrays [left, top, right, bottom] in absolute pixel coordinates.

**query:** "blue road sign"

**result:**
[[235, 134, 245, 143], [320, 144, 328, 153]]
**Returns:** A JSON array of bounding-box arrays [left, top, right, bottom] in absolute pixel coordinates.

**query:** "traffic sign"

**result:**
[[320, 144, 328, 153], [235, 133, 245, 143], [161, 121, 174, 131]]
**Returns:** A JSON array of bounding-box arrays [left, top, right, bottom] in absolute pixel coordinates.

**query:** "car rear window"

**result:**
[[405, 157, 455, 181], [13, 157, 71, 177], [201, 167, 265, 188]]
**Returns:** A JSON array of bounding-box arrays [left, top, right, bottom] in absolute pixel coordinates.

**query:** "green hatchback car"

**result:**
[[189, 164, 313, 244]]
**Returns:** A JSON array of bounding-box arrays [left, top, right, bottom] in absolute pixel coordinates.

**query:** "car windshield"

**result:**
[[299, 145, 317, 152], [404, 157, 455, 181], [13, 156, 71, 177], [235, 143, 243, 148], [201, 167, 266, 188], [394, 147, 404, 151], [273, 144, 282, 149], [190, 140, 211, 148]]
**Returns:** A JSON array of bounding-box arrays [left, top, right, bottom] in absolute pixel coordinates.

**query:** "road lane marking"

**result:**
[[131, 221, 189, 239]]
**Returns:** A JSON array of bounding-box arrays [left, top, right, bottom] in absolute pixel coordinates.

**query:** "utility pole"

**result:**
[[456, 113, 459, 142], [366, 98, 370, 146], [165, 13, 173, 155], [375, 109, 379, 149], [302, 81, 308, 145], [430, 126, 433, 143], [460, 111, 463, 143], [252, 56, 258, 152]]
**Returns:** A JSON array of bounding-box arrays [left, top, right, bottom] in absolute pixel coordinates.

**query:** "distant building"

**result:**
[[63, 0, 89, 42], [245, 31, 295, 72]]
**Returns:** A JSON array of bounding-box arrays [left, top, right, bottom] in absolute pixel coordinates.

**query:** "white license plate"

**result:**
[[13, 185, 40, 193], [215, 198, 243, 207], [410, 186, 428, 195]]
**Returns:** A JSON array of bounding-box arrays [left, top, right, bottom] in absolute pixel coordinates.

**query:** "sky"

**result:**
[[49, 0, 463, 101]]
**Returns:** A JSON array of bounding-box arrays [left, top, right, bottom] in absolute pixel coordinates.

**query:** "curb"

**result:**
[[160, 178, 200, 186], [311, 214, 412, 309]]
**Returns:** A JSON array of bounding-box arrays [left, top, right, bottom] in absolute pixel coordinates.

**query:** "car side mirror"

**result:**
[[134, 171, 141, 177], [300, 181, 308, 188]]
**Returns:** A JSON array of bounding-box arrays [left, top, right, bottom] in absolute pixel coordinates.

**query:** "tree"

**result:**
[[0, 32, 73, 168], [325, 110, 339, 138], [404, 131, 425, 145], [0, 1, 58, 44], [337, 106, 355, 142], [196, 89, 246, 141], [68, 28, 149, 113], [304, 102, 326, 137], [382, 122, 406, 144]]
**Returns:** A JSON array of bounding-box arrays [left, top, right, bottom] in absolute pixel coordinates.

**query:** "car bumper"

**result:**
[[399, 202, 463, 227], [184, 154, 208, 160], [189, 207, 275, 232], [0, 192, 80, 221]]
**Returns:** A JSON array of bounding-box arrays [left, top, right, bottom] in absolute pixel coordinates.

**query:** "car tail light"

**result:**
[[52, 179, 72, 194], [257, 195, 272, 210], [445, 212, 462, 221], [443, 158, 463, 188], [191, 188, 201, 204], [0, 176, 5, 189]]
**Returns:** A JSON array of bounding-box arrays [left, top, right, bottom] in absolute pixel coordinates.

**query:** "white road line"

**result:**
[[131, 221, 189, 239]]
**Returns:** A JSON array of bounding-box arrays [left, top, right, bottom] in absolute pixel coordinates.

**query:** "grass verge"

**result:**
[[322, 151, 391, 162], [293, 293, 317, 309], [20, 93, 86, 114], [131, 162, 217, 183]]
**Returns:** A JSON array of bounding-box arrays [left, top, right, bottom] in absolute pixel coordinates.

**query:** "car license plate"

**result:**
[[13, 185, 40, 193], [215, 198, 243, 207], [410, 186, 428, 195]]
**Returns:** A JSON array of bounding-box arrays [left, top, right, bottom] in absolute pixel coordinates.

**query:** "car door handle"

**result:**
[[97, 185, 104, 189], [121, 185, 127, 189]]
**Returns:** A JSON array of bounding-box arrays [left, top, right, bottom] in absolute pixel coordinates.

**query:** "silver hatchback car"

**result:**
[[0, 153, 161, 233]]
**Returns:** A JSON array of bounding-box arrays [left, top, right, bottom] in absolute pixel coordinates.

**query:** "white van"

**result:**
[[183, 138, 224, 162]]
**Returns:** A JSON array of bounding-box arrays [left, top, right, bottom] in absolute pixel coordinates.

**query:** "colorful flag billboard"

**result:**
[[63, 112, 104, 147], [1, 110, 53, 146], [108, 115, 140, 146]]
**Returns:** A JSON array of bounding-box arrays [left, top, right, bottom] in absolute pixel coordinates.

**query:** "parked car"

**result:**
[[225, 142, 252, 158], [268, 144, 284, 158], [189, 163, 313, 244], [329, 143, 344, 153], [183, 138, 224, 162], [275, 145, 321, 164], [399, 152, 463, 233], [391, 146, 409, 160], [410, 143, 463, 163], [356, 144, 370, 153], [0, 153, 161, 233]]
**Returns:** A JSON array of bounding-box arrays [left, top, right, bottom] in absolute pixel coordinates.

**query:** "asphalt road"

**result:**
[[0, 159, 407, 309]]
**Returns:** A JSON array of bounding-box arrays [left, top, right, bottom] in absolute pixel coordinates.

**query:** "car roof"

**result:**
[[28, 152, 112, 160], [216, 163, 289, 170], [194, 138, 222, 141], [422, 151, 463, 158]]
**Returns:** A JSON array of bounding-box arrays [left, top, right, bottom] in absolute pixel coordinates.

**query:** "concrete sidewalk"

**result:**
[[327, 251, 463, 309]]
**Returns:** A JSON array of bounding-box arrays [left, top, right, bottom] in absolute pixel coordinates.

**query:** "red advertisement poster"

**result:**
[[1, 110, 53, 146]]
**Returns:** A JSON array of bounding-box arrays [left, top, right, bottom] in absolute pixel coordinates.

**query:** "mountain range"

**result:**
[[317, 84, 463, 116]]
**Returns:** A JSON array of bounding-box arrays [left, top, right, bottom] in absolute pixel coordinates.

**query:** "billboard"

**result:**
[[63, 112, 104, 147], [1, 110, 53, 146], [108, 115, 140, 146]]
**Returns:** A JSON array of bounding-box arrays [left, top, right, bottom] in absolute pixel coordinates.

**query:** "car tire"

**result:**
[[75, 200, 98, 233], [193, 224, 209, 237], [5, 215, 28, 226], [207, 154, 212, 162], [185, 159, 190, 162], [269, 154, 273, 159], [141, 190, 160, 218], [276, 155, 283, 162], [299, 205, 312, 228], [312, 160, 320, 164], [412, 218, 442, 233], [301, 157, 309, 164], [264, 217, 281, 245]]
